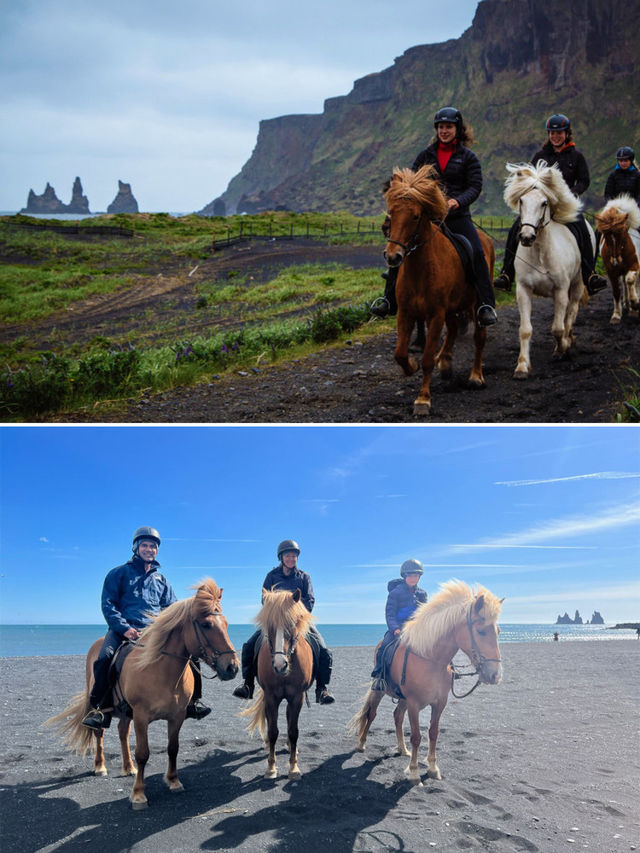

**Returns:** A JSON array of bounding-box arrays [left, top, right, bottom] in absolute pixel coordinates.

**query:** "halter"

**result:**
[[450, 603, 501, 698]]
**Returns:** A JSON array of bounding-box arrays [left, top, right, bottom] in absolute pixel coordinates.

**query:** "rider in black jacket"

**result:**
[[493, 114, 608, 296], [604, 147, 640, 204], [371, 106, 498, 328]]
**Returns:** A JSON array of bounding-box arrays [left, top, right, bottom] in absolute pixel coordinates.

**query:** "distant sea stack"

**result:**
[[21, 177, 90, 215], [556, 610, 605, 625], [107, 180, 139, 214]]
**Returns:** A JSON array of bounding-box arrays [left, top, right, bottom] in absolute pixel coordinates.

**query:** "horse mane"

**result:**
[[385, 165, 449, 221], [503, 161, 582, 224], [133, 578, 223, 668], [596, 194, 640, 234], [400, 579, 502, 658], [255, 588, 314, 638]]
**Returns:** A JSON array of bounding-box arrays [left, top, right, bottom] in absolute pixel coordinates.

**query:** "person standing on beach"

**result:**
[[81, 526, 211, 730], [370, 559, 428, 690], [232, 539, 335, 704]]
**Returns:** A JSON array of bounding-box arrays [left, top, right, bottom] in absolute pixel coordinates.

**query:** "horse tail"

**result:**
[[347, 689, 377, 741], [239, 687, 267, 740], [44, 689, 95, 756]]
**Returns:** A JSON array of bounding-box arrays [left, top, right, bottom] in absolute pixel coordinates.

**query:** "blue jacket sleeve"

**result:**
[[101, 567, 130, 634], [385, 588, 402, 633], [160, 579, 177, 609]]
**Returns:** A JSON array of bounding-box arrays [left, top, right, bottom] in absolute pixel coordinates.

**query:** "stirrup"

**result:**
[[370, 296, 392, 318], [232, 682, 254, 700], [315, 686, 335, 705], [81, 708, 112, 730], [185, 700, 211, 719], [493, 273, 512, 292], [477, 304, 498, 327], [587, 274, 607, 295]]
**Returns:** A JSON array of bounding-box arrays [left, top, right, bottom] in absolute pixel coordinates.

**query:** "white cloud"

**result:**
[[496, 471, 640, 486]]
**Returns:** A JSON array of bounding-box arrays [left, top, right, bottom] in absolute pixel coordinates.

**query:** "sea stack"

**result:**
[[107, 180, 139, 214], [21, 182, 66, 214], [67, 177, 90, 214]]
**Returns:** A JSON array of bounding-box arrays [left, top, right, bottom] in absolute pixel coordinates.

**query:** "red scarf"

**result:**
[[437, 140, 457, 172]]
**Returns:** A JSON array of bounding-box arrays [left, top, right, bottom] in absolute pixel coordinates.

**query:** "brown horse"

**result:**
[[384, 166, 495, 415], [595, 195, 640, 324], [350, 580, 503, 785], [240, 588, 314, 779], [46, 579, 238, 808]]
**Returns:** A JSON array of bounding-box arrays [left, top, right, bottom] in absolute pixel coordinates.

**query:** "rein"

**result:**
[[451, 604, 501, 698], [159, 617, 237, 679]]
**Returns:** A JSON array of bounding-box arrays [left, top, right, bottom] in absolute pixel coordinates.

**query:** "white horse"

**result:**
[[595, 194, 640, 324], [503, 161, 593, 379]]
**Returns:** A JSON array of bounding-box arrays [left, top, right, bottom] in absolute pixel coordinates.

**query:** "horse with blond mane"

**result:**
[[240, 588, 314, 779], [503, 161, 593, 378], [46, 579, 238, 809], [383, 165, 495, 415], [595, 194, 640, 324], [350, 580, 503, 785]]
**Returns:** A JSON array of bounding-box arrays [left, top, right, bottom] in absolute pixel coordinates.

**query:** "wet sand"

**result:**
[[1, 640, 638, 852]]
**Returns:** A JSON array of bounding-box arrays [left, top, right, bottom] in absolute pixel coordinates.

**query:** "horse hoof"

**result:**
[[130, 798, 149, 810], [355, 744, 365, 753], [413, 400, 431, 416], [264, 769, 277, 780], [468, 378, 486, 389], [513, 370, 529, 380], [94, 767, 107, 777], [289, 770, 302, 780], [610, 316, 621, 325], [426, 770, 442, 781], [168, 783, 185, 794]]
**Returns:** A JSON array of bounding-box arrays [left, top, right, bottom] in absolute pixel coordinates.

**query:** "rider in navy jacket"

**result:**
[[371, 559, 428, 689], [604, 147, 640, 204], [493, 114, 608, 296]]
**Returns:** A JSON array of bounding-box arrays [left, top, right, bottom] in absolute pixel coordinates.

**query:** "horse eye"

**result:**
[[477, 628, 487, 636]]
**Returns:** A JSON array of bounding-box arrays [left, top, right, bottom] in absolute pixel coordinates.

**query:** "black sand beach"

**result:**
[[1, 641, 638, 852]]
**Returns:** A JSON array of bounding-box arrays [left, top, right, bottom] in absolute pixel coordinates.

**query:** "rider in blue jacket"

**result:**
[[371, 559, 428, 690], [82, 527, 211, 729]]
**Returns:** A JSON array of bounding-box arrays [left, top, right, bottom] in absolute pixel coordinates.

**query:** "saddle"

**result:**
[[378, 639, 405, 700], [109, 640, 136, 717], [438, 222, 475, 282]]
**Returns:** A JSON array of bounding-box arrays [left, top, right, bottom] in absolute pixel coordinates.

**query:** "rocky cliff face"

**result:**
[[204, 0, 640, 216], [107, 180, 139, 214], [22, 177, 90, 214]]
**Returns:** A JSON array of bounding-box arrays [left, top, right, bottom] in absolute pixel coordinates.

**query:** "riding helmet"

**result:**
[[434, 106, 462, 127], [400, 558, 424, 577], [132, 526, 161, 550], [546, 114, 570, 132], [616, 146, 635, 162], [277, 539, 301, 560]]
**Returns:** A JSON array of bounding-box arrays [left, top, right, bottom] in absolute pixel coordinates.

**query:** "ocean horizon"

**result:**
[[0, 622, 636, 657]]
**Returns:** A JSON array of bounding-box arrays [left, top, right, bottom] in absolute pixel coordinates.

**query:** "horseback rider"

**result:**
[[232, 539, 335, 705], [81, 526, 211, 729], [604, 147, 640, 204], [371, 106, 498, 328], [493, 114, 608, 295], [370, 559, 428, 691]]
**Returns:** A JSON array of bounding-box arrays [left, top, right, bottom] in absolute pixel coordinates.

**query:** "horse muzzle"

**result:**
[[216, 656, 239, 681], [383, 248, 404, 268], [479, 660, 502, 685], [519, 230, 536, 247]]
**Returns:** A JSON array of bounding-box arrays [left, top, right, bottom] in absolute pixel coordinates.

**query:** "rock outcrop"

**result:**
[[202, 0, 640, 216], [107, 180, 139, 214], [21, 177, 90, 215], [590, 611, 604, 625]]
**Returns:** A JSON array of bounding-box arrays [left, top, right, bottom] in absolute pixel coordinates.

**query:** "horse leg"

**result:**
[[425, 703, 445, 780], [355, 689, 384, 753], [414, 314, 445, 415], [435, 319, 457, 380], [610, 274, 623, 324], [403, 700, 423, 785], [394, 310, 419, 377], [118, 716, 136, 776], [264, 696, 280, 779], [551, 287, 572, 357], [93, 729, 107, 776], [514, 285, 533, 379], [286, 695, 304, 779], [468, 321, 487, 388], [393, 699, 409, 756], [130, 716, 151, 809], [164, 717, 185, 794], [627, 270, 640, 313]]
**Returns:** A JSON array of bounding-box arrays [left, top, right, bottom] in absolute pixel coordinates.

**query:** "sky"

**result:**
[[0, 0, 479, 213], [1, 424, 638, 626]]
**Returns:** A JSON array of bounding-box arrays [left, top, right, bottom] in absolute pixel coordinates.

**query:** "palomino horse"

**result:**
[[383, 166, 495, 416], [46, 579, 238, 809], [350, 580, 503, 785], [595, 194, 640, 324], [503, 161, 593, 379], [241, 589, 314, 779]]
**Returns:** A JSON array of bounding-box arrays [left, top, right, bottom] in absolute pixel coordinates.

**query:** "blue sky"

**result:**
[[0, 0, 479, 212], [1, 425, 638, 626]]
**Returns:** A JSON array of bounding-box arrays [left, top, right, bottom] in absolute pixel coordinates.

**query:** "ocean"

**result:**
[[0, 623, 636, 657]]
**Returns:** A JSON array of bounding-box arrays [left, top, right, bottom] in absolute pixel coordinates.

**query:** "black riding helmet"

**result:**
[[616, 146, 635, 162], [400, 558, 424, 577], [546, 114, 570, 131], [434, 106, 462, 128], [132, 526, 161, 552], [277, 539, 300, 560]]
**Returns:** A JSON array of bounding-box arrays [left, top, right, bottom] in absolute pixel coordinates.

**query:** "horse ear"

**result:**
[[292, 588, 301, 603], [473, 595, 485, 615], [499, 597, 505, 604]]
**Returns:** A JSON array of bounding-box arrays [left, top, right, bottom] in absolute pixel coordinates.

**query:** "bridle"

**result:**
[[384, 208, 428, 261], [450, 603, 501, 698], [267, 628, 301, 671], [518, 187, 550, 239], [161, 612, 237, 679]]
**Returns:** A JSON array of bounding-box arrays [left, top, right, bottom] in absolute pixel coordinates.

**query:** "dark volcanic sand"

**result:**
[[1, 641, 638, 852]]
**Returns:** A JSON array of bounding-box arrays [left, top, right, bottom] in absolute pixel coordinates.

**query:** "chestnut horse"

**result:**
[[384, 165, 495, 416], [46, 579, 238, 809], [350, 580, 503, 785], [240, 589, 314, 779], [595, 194, 640, 324], [503, 161, 592, 378]]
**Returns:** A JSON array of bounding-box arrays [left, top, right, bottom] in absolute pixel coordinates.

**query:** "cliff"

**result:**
[[203, 0, 640, 216], [21, 177, 90, 215], [107, 180, 139, 214]]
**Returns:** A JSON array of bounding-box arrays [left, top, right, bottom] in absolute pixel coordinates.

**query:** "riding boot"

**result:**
[[315, 684, 335, 704], [471, 251, 498, 327], [185, 661, 212, 718], [370, 267, 398, 317], [493, 218, 519, 290], [232, 676, 254, 700]]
